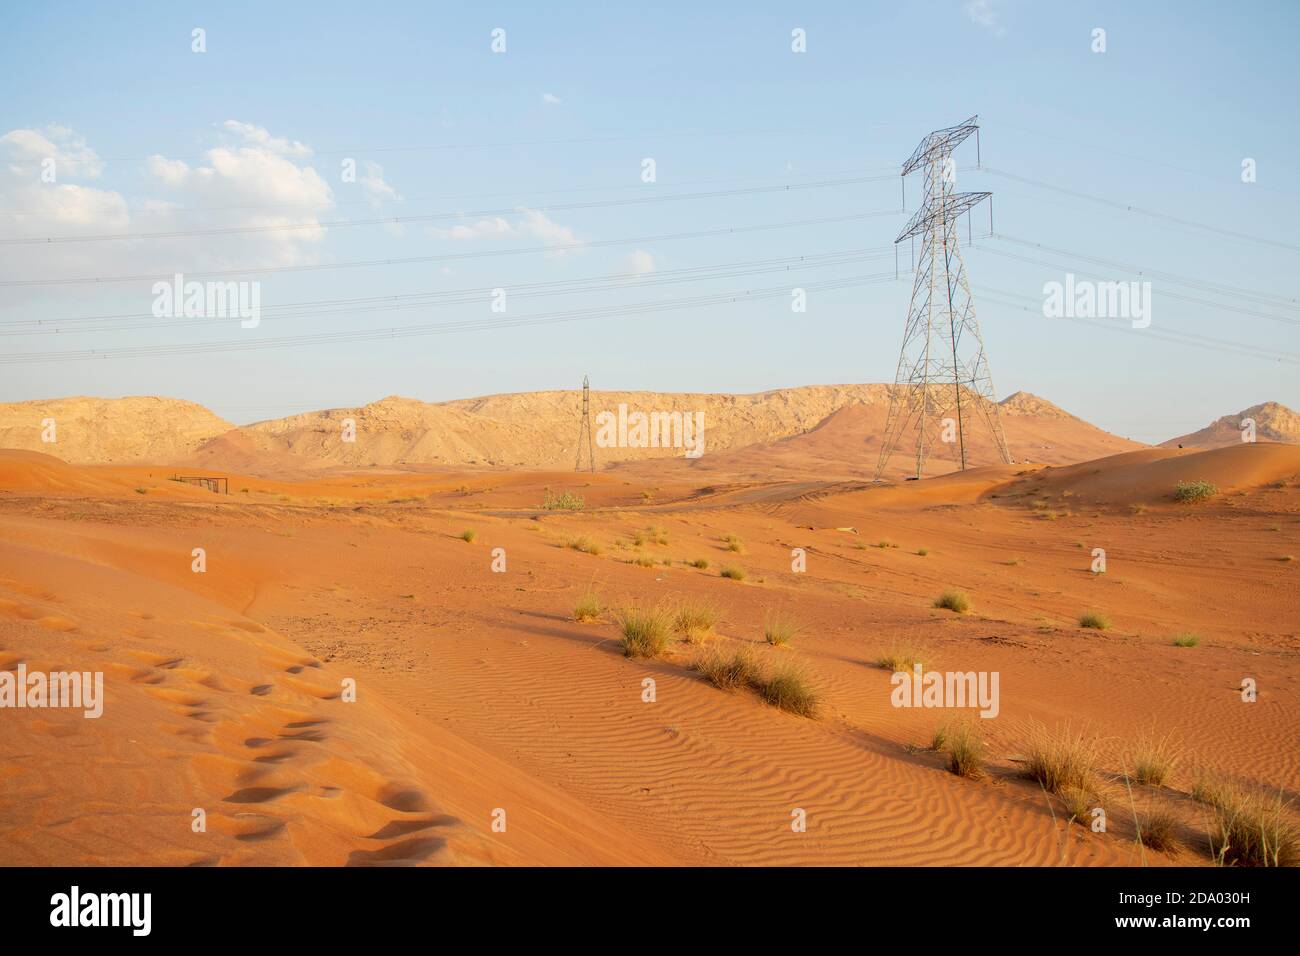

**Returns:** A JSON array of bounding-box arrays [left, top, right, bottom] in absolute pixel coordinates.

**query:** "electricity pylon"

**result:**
[[874, 115, 1010, 481], [575, 374, 595, 472]]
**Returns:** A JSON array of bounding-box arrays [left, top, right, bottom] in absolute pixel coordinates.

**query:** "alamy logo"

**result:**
[[50, 886, 151, 936], [890, 664, 1000, 718], [1042, 273, 1151, 329], [595, 404, 705, 458], [152, 273, 261, 328], [0, 665, 103, 718]]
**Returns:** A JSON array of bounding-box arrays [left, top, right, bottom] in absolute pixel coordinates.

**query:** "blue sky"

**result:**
[[1, 0, 1296, 442]]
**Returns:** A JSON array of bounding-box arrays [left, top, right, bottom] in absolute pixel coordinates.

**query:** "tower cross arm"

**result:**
[[894, 191, 991, 243], [900, 115, 980, 176]]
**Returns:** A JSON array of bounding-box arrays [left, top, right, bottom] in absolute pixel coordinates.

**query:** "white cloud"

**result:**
[[220, 120, 312, 157], [624, 249, 656, 275], [0, 125, 103, 178], [0, 121, 338, 296], [541, 92, 563, 106], [359, 160, 400, 205], [430, 207, 581, 252], [964, 0, 1005, 36]]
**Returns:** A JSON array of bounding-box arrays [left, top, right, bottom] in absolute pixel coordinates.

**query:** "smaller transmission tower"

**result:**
[[575, 374, 595, 472]]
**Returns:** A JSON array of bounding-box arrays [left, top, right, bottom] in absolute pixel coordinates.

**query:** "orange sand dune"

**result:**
[[2, 442, 1297, 866], [991, 442, 1300, 505]]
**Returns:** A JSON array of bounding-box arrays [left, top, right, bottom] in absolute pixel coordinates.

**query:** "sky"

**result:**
[[0, 0, 1297, 443]]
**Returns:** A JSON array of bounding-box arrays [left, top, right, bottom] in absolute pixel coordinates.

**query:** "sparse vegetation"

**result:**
[[134, 487, 148, 494], [460, 528, 477, 543], [759, 663, 821, 718], [1136, 807, 1182, 853], [928, 723, 948, 752], [566, 535, 603, 555], [573, 590, 603, 623], [1172, 632, 1200, 648], [762, 610, 800, 647], [916, 548, 929, 557], [647, 525, 669, 545], [1058, 785, 1098, 825], [722, 534, 745, 553], [720, 565, 747, 581], [674, 601, 720, 644], [615, 604, 675, 658], [689, 558, 710, 570], [632, 554, 657, 568], [877, 539, 898, 549], [541, 489, 585, 511], [942, 720, 986, 779], [876, 644, 926, 672], [1207, 787, 1298, 867], [694, 644, 761, 692], [933, 589, 971, 613], [1174, 479, 1218, 503], [1129, 731, 1183, 787], [1023, 722, 1099, 795], [1079, 611, 1109, 630]]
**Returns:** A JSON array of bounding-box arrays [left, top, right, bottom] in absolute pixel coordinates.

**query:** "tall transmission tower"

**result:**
[[874, 115, 1010, 481], [575, 374, 595, 472]]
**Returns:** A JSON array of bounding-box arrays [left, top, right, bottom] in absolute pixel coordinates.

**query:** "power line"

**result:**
[[0, 208, 903, 288], [0, 246, 898, 336], [980, 166, 1300, 252], [981, 117, 1300, 198], [0, 271, 903, 365], [0, 172, 907, 246], [973, 244, 1300, 327], [87, 123, 860, 164], [979, 288, 1300, 366], [0, 162, 889, 219], [987, 234, 1297, 310]]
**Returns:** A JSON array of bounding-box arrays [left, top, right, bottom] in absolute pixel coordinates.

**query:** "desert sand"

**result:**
[[1, 389, 1297, 866]]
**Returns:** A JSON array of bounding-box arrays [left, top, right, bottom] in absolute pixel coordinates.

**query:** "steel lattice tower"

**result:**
[[874, 115, 1010, 481], [575, 374, 595, 472]]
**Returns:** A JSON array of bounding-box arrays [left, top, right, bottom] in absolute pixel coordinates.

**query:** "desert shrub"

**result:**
[[460, 528, 477, 543], [943, 720, 986, 779], [573, 590, 603, 623], [694, 644, 762, 692], [1129, 731, 1183, 787], [759, 663, 821, 718], [1059, 785, 1098, 825], [566, 535, 603, 555], [723, 534, 745, 553], [542, 489, 585, 511], [674, 601, 720, 644], [876, 644, 926, 672], [689, 558, 710, 570], [933, 589, 971, 613], [1172, 632, 1200, 648], [720, 565, 747, 581], [763, 610, 800, 647], [1023, 722, 1099, 794], [1079, 611, 1109, 630], [1208, 788, 1298, 867], [1136, 808, 1182, 852], [1174, 479, 1217, 503], [615, 604, 675, 658]]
